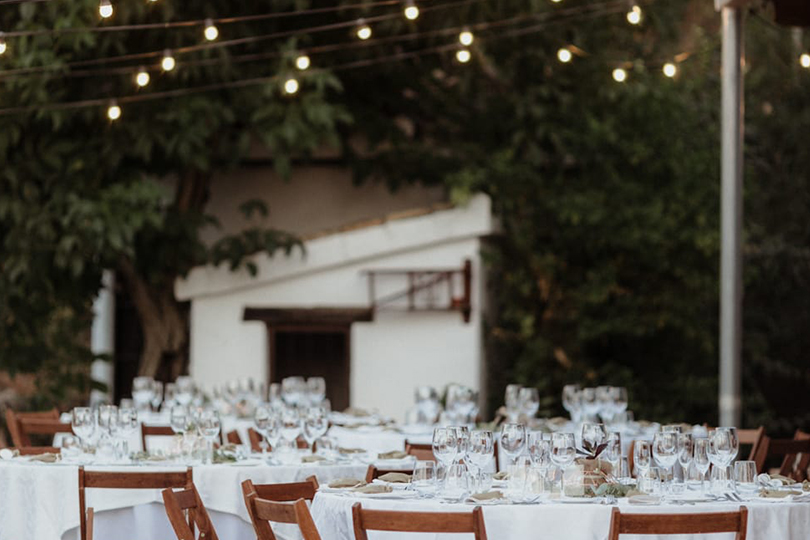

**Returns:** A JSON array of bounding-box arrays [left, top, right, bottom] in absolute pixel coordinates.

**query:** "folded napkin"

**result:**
[[628, 494, 661, 505], [493, 471, 509, 481], [339, 447, 366, 454], [378, 472, 411, 483], [28, 453, 59, 463], [378, 451, 408, 460], [467, 491, 504, 502], [328, 478, 365, 489], [804, 480, 810, 492], [0, 449, 19, 460], [301, 455, 327, 463], [353, 484, 393, 494], [343, 407, 371, 417], [759, 488, 803, 499]]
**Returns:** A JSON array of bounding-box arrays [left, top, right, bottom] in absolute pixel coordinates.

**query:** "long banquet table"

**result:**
[[0, 459, 368, 540], [311, 491, 810, 540]]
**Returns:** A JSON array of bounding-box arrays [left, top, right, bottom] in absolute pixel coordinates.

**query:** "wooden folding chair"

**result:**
[[405, 442, 434, 461], [352, 503, 488, 540], [12, 446, 61, 455], [737, 427, 766, 470], [608, 506, 748, 540], [248, 428, 263, 452], [141, 424, 177, 451], [240, 476, 319, 502], [78, 466, 193, 540], [364, 465, 413, 483], [4, 408, 59, 447], [757, 433, 810, 481], [243, 492, 322, 540], [226, 430, 242, 445], [162, 482, 219, 540], [784, 430, 810, 482]]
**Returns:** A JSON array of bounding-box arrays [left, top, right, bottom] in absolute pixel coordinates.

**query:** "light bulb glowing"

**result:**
[[663, 62, 677, 78], [135, 67, 150, 87], [557, 48, 572, 63], [284, 78, 299, 94], [801, 53, 810, 68], [204, 19, 218, 41], [296, 55, 310, 70], [356, 20, 372, 40], [551, 0, 563, 3], [456, 49, 471, 63], [0, 35, 6, 56], [627, 5, 642, 25], [613, 68, 627, 82], [404, 1, 419, 20], [99, 0, 113, 18], [459, 29, 474, 46], [107, 102, 121, 121], [162, 50, 175, 71]]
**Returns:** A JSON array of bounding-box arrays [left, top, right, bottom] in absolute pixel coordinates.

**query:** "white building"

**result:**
[[174, 167, 495, 421]]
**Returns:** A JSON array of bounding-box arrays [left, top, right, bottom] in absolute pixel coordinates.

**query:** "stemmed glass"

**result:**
[[677, 433, 694, 486], [499, 423, 527, 466], [281, 377, 306, 408], [279, 408, 302, 445], [562, 385, 581, 422], [150, 381, 164, 412], [114, 407, 139, 461], [693, 438, 711, 493], [307, 377, 326, 406], [450, 425, 470, 466], [550, 432, 576, 495], [71, 407, 97, 453], [163, 383, 177, 411], [581, 422, 608, 452], [652, 431, 678, 489], [132, 376, 154, 412], [595, 386, 613, 423], [611, 387, 628, 421], [254, 406, 279, 457], [504, 385, 523, 422], [528, 431, 551, 490], [634, 440, 652, 478], [175, 376, 195, 406], [432, 427, 459, 481], [198, 410, 221, 464], [303, 407, 329, 453], [97, 404, 118, 438], [170, 405, 189, 436], [605, 432, 622, 475], [580, 388, 599, 422], [467, 430, 494, 490], [518, 388, 540, 421]]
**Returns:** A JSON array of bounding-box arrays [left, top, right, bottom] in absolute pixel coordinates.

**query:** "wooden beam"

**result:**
[[243, 307, 373, 326]]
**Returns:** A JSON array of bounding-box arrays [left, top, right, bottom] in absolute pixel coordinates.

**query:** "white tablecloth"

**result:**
[[329, 426, 433, 456], [311, 492, 810, 540], [0, 460, 368, 540]]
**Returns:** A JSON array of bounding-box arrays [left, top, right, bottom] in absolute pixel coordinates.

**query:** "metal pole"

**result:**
[[719, 7, 744, 427]]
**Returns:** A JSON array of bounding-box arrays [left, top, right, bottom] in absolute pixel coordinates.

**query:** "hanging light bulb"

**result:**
[[296, 54, 311, 71], [800, 53, 810, 68], [557, 48, 572, 63], [204, 19, 219, 41], [551, 0, 563, 3], [99, 0, 113, 19], [459, 28, 474, 46], [662, 62, 677, 78], [135, 66, 150, 87], [626, 3, 642, 25], [0, 33, 6, 56], [404, 0, 419, 20], [613, 68, 627, 82], [161, 49, 176, 71], [284, 78, 299, 94], [356, 19, 372, 40], [456, 48, 471, 63], [107, 101, 121, 121]]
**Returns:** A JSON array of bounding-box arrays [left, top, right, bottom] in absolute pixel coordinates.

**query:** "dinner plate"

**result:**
[[354, 490, 420, 499], [371, 479, 411, 490]]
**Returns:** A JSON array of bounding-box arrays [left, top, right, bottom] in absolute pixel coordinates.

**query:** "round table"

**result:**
[[0, 458, 369, 540], [311, 491, 810, 540]]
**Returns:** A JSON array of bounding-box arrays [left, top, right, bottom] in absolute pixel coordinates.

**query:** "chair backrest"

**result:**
[[244, 492, 322, 540], [141, 424, 177, 451], [248, 428, 263, 452], [162, 483, 219, 540], [736, 427, 766, 472], [364, 465, 412, 483], [226, 430, 242, 445], [240, 476, 319, 502], [608, 507, 748, 540], [5, 408, 60, 447], [759, 433, 810, 481], [351, 502, 488, 540], [78, 466, 193, 540], [12, 446, 61, 455], [784, 430, 810, 482], [405, 442, 434, 461]]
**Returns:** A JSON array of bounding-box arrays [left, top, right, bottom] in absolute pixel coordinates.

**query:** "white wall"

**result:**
[[178, 195, 492, 421]]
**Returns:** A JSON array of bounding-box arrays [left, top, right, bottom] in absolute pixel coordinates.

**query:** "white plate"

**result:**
[[354, 490, 420, 499], [371, 479, 411, 490]]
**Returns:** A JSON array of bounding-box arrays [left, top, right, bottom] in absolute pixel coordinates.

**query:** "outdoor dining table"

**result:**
[[311, 490, 810, 540], [0, 458, 368, 540]]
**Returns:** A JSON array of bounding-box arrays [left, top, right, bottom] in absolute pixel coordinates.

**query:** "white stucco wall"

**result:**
[[176, 195, 492, 421]]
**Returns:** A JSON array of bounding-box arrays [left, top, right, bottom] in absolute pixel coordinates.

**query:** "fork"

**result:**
[[725, 492, 743, 502]]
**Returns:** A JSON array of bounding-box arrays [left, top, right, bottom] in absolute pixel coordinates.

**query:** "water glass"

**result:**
[[444, 463, 470, 500], [412, 461, 438, 497], [734, 460, 757, 496]]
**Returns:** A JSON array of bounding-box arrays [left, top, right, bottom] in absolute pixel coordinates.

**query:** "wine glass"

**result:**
[[580, 388, 599, 422], [499, 423, 527, 466], [150, 381, 163, 412], [132, 376, 154, 412], [611, 387, 628, 419], [605, 432, 622, 474], [303, 406, 329, 453], [716, 427, 739, 465], [281, 377, 306, 407], [677, 433, 694, 485], [595, 386, 613, 423], [114, 407, 139, 460], [467, 430, 494, 490], [550, 432, 576, 494], [279, 408, 302, 443], [307, 377, 326, 406], [198, 410, 221, 463], [634, 440, 652, 477], [97, 404, 118, 437], [581, 422, 608, 453], [163, 383, 177, 410], [653, 431, 678, 488], [504, 384, 523, 422], [175, 376, 195, 406], [518, 387, 540, 420], [170, 405, 188, 435], [562, 384, 581, 422], [71, 407, 96, 451], [693, 438, 711, 493], [254, 405, 275, 455], [432, 427, 458, 481], [528, 431, 551, 470], [450, 425, 470, 465]]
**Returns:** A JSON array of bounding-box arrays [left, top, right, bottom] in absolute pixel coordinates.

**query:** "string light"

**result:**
[[800, 53, 810, 68], [612, 67, 627, 82], [99, 0, 113, 19], [295, 54, 311, 70], [106, 101, 121, 121], [551, 0, 563, 3], [204, 19, 219, 41], [356, 19, 372, 40], [161, 49, 176, 71], [135, 66, 150, 87], [283, 77, 299, 94], [404, 0, 419, 20], [557, 47, 572, 63], [626, 3, 641, 25], [459, 28, 474, 46], [456, 48, 471, 63], [662, 62, 677, 77], [0, 33, 6, 56]]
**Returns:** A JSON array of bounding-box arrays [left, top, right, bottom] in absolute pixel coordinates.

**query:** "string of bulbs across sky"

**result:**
[[0, 0, 797, 121]]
